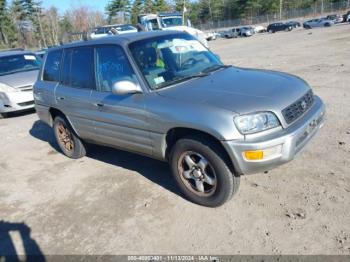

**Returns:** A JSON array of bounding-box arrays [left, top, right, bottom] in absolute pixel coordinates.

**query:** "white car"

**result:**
[[253, 25, 267, 33], [90, 24, 137, 39], [0, 50, 40, 117]]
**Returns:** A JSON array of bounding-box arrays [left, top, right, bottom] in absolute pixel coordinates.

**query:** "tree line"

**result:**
[[0, 0, 347, 50]]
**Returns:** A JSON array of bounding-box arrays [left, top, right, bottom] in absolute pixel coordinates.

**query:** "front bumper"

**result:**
[[222, 96, 325, 175], [0, 91, 34, 113]]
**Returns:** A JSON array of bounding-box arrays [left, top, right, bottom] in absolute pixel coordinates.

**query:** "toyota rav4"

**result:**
[[34, 31, 325, 207]]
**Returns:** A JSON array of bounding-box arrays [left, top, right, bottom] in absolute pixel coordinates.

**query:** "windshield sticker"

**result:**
[[24, 55, 36, 60], [169, 39, 206, 54], [188, 40, 207, 52], [154, 76, 165, 85], [157, 41, 173, 49]]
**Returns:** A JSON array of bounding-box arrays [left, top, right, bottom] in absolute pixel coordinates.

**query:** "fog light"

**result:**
[[244, 150, 264, 160]]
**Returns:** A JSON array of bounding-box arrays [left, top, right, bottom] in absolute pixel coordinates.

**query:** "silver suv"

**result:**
[[34, 31, 325, 207]]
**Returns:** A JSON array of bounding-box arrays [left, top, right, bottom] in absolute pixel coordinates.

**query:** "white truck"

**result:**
[[137, 12, 209, 47]]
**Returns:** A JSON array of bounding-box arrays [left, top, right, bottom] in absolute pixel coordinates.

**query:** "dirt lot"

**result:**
[[1, 24, 350, 256]]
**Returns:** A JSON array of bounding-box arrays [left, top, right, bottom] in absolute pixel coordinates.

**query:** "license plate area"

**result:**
[[295, 113, 323, 148]]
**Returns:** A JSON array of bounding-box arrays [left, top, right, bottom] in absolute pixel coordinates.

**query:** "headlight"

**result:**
[[0, 83, 18, 93], [234, 112, 280, 134]]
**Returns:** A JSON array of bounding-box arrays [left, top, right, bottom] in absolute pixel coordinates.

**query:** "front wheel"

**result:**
[[53, 115, 86, 159], [170, 137, 240, 207], [0, 113, 9, 118]]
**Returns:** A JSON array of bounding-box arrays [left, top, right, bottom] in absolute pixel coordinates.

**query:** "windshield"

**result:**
[[161, 17, 183, 27], [0, 54, 40, 76], [129, 33, 223, 90]]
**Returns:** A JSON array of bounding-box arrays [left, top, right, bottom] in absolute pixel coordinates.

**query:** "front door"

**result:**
[[89, 45, 152, 156]]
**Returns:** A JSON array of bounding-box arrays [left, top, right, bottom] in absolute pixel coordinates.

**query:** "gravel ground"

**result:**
[[1, 24, 350, 256]]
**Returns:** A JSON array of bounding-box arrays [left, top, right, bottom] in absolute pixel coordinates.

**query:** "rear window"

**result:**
[[61, 47, 95, 89], [43, 50, 62, 82]]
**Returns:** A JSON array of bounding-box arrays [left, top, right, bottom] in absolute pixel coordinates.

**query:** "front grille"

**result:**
[[282, 90, 314, 124], [17, 101, 34, 106], [17, 85, 33, 92]]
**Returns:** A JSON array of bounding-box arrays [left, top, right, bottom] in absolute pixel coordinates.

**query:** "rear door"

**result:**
[[54, 46, 96, 139], [89, 44, 153, 156]]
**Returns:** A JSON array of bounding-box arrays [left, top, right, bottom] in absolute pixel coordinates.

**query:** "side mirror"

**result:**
[[112, 80, 142, 96]]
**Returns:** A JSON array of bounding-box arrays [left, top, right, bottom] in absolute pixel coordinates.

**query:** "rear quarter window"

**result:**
[[43, 50, 63, 82]]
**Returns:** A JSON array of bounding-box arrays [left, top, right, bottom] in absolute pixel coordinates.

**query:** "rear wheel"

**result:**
[[324, 23, 331, 27], [170, 136, 240, 207], [53, 115, 86, 159]]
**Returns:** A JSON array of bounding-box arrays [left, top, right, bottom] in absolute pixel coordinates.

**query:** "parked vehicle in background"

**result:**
[[205, 32, 217, 41], [90, 24, 137, 39], [303, 18, 334, 29], [137, 12, 208, 47], [267, 23, 293, 33], [238, 26, 254, 37], [34, 31, 325, 207], [286, 21, 301, 28], [326, 14, 343, 23], [222, 28, 239, 38], [0, 50, 41, 117], [253, 25, 267, 33]]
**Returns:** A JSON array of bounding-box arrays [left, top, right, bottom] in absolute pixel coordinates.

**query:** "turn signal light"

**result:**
[[244, 150, 264, 160]]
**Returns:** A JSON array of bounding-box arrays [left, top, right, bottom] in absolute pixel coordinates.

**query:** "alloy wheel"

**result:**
[[177, 151, 217, 196], [56, 122, 74, 152]]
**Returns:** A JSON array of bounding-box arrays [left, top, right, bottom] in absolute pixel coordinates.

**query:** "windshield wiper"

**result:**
[[156, 72, 210, 89], [201, 64, 231, 74]]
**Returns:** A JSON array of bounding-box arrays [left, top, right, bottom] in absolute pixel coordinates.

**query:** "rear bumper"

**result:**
[[0, 91, 34, 113], [222, 96, 325, 175]]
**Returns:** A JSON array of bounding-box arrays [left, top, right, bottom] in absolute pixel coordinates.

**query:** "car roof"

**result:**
[[0, 50, 35, 58], [49, 30, 185, 51]]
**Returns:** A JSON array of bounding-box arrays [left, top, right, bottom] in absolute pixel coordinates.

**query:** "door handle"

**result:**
[[94, 102, 104, 107], [57, 96, 65, 100]]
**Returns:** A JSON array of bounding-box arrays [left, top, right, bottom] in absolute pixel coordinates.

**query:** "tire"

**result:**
[[268, 29, 274, 33], [170, 136, 240, 207], [324, 23, 331, 27], [1, 113, 9, 118], [53, 115, 86, 159]]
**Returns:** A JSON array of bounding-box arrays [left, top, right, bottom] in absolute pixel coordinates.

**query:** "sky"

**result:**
[[41, 0, 110, 14]]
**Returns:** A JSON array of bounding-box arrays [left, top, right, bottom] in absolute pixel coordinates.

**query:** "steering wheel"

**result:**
[[180, 58, 198, 70]]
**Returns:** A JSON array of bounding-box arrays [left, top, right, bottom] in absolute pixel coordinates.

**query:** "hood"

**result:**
[[157, 67, 311, 117], [0, 70, 39, 88]]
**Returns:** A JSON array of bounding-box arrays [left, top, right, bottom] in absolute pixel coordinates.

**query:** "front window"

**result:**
[[115, 24, 136, 32], [0, 54, 40, 76], [95, 45, 137, 92], [161, 17, 183, 27], [129, 33, 223, 90]]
